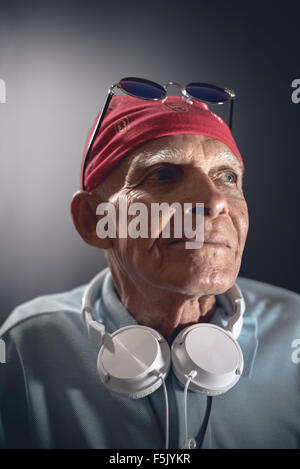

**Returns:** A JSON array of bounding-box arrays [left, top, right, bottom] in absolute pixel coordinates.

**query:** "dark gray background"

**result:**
[[0, 0, 299, 325]]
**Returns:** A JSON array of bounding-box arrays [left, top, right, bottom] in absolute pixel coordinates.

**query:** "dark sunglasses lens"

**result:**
[[186, 84, 230, 103], [119, 78, 166, 100]]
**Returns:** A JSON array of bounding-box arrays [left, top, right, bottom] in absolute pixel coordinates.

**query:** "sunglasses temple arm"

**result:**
[[81, 91, 114, 190], [229, 99, 234, 131]]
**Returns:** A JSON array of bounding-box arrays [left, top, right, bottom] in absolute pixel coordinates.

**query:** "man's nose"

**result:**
[[188, 171, 229, 220]]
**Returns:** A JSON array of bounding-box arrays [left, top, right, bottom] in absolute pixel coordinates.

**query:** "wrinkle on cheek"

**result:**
[[239, 202, 249, 236], [227, 196, 248, 252], [233, 210, 249, 265], [224, 189, 246, 201]]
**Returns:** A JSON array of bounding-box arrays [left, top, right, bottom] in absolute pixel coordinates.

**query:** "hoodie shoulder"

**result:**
[[0, 284, 87, 339]]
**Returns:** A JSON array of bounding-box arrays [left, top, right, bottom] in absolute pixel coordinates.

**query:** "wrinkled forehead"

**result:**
[[127, 134, 244, 175]]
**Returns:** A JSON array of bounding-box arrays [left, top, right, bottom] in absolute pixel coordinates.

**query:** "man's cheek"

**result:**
[[240, 210, 249, 244], [116, 239, 150, 267], [112, 239, 133, 265], [234, 203, 249, 245]]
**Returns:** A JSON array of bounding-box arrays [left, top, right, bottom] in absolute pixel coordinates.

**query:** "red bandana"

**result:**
[[81, 95, 243, 191]]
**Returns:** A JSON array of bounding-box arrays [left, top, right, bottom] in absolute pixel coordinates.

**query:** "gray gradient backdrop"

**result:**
[[0, 0, 299, 324]]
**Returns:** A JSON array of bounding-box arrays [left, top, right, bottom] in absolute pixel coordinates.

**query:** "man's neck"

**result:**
[[109, 264, 217, 340]]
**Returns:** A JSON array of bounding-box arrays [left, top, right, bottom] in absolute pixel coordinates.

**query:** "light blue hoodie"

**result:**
[[0, 270, 299, 449]]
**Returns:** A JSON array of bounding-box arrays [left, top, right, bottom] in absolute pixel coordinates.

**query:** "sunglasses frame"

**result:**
[[81, 77, 235, 190]]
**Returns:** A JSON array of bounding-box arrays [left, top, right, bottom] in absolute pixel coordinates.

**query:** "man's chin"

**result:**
[[154, 267, 238, 297]]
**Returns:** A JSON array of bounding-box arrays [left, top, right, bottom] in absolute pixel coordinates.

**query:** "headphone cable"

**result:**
[[160, 376, 169, 450], [183, 371, 213, 449], [152, 371, 169, 450], [198, 395, 213, 448], [183, 371, 197, 449]]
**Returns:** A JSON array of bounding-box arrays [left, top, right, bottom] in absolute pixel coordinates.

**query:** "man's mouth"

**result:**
[[167, 234, 231, 248]]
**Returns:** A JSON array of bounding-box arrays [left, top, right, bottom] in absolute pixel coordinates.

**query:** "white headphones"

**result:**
[[82, 268, 245, 400]]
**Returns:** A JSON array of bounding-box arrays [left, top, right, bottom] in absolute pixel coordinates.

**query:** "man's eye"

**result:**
[[149, 167, 175, 181], [219, 170, 237, 184]]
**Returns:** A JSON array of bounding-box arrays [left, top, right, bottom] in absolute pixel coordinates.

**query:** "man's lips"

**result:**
[[166, 234, 232, 248]]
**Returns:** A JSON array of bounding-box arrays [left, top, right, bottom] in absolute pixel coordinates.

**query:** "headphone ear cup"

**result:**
[[97, 325, 171, 399], [171, 323, 244, 396]]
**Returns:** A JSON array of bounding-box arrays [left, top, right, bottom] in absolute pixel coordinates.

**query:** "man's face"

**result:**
[[96, 134, 249, 297]]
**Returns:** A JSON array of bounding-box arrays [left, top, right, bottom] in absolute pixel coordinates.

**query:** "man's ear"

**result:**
[[70, 190, 112, 249]]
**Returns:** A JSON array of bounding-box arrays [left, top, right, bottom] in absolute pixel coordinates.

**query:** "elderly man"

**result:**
[[0, 78, 300, 449]]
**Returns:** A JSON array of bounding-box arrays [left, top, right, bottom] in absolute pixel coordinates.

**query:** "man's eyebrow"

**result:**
[[131, 147, 191, 169], [126, 146, 244, 180]]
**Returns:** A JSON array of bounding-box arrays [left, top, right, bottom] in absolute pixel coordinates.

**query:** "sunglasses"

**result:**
[[82, 77, 235, 190]]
